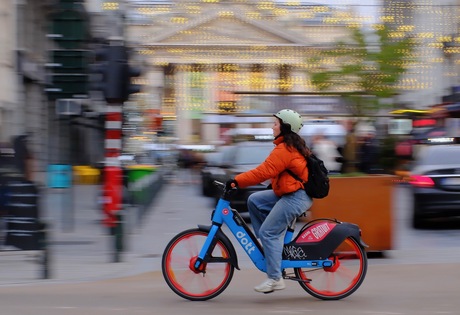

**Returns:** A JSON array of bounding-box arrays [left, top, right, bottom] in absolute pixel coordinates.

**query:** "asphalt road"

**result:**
[[0, 263, 459, 315]]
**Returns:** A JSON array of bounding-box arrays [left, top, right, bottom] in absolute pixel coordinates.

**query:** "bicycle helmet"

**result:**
[[273, 109, 303, 134]]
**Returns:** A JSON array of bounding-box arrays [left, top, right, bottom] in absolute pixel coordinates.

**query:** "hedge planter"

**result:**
[[302, 175, 397, 253]]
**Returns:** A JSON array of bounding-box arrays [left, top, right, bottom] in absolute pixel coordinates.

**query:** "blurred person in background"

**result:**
[[394, 135, 414, 172], [177, 148, 196, 184], [311, 133, 342, 174], [341, 120, 358, 173], [12, 134, 34, 181], [358, 131, 380, 174], [225, 109, 312, 293]]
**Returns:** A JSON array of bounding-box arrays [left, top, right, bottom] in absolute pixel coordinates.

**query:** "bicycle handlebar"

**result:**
[[213, 180, 237, 200], [213, 180, 225, 188]]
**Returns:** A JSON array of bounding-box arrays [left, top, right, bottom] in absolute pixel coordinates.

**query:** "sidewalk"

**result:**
[[0, 180, 217, 286]]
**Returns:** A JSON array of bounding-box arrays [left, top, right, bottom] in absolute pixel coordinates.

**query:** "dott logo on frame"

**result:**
[[236, 231, 256, 255]]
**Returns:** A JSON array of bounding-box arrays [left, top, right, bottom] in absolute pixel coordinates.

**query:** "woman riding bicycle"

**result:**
[[226, 109, 312, 293]]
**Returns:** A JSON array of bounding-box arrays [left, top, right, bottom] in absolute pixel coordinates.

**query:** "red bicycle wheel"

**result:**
[[162, 228, 234, 301], [294, 236, 367, 300]]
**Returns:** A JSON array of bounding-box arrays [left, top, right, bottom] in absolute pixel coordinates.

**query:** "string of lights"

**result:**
[[118, 0, 460, 137]]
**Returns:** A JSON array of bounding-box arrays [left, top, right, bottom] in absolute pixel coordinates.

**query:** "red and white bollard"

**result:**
[[104, 105, 124, 262]]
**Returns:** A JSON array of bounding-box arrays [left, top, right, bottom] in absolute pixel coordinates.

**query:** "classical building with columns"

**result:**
[[123, 0, 460, 145], [125, 1, 360, 144]]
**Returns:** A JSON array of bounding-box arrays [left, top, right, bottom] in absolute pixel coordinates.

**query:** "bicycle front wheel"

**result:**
[[294, 236, 367, 300], [162, 228, 234, 301]]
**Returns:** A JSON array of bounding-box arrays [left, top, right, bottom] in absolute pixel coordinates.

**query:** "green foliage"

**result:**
[[307, 24, 416, 116]]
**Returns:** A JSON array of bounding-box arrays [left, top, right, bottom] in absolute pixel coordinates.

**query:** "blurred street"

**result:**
[[0, 180, 460, 314], [0, 178, 460, 281], [0, 178, 211, 285], [2, 179, 460, 286]]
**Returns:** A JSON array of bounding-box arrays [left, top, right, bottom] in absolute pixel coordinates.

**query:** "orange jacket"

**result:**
[[234, 136, 309, 197]]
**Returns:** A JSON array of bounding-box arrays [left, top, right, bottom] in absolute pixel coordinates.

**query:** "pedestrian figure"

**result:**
[[311, 133, 342, 174], [341, 120, 358, 174], [358, 131, 379, 174], [177, 148, 195, 184]]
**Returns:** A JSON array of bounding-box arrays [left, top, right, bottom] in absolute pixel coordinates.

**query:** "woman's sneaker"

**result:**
[[254, 278, 286, 293]]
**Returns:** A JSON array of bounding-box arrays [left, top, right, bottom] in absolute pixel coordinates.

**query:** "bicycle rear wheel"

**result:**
[[294, 236, 367, 300], [162, 228, 234, 301]]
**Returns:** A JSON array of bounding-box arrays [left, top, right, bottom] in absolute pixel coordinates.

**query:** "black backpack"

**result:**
[[286, 154, 330, 199]]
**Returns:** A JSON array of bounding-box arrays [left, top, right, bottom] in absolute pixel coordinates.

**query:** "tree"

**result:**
[[307, 24, 416, 117]]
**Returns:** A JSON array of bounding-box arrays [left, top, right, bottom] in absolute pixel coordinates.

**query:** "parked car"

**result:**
[[408, 144, 460, 228], [206, 141, 274, 215]]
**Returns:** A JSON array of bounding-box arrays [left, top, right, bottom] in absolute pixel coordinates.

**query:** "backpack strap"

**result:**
[[285, 169, 304, 184], [285, 151, 309, 184]]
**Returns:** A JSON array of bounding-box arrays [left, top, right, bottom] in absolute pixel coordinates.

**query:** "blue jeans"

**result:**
[[247, 189, 312, 280]]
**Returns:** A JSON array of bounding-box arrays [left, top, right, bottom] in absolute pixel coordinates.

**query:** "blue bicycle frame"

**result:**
[[194, 196, 334, 273]]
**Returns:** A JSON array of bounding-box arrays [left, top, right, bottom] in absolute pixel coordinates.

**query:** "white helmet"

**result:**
[[274, 109, 303, 133]]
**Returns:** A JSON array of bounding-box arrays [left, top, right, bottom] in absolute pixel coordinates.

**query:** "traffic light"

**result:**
[[88, 46, 109, 97], [122, 51, 142, 102], [89, 44, 126, 103], [89, 45, 142, 103]]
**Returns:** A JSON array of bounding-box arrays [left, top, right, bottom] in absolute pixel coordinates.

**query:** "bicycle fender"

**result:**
[[287, 222, 367, 260], [318, 222, 367, 258], [340, 222, 368, 248], [197, 225, 240, 270]]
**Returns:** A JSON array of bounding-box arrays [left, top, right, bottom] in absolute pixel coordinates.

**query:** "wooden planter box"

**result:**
[[302, 175, 396, 253]]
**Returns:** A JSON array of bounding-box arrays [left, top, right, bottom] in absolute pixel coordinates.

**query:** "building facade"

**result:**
[[0, 1, 52, 174], [3, 0, 460, 171], [125, 0, 362, 144], [382, 0, 460, 108], [125, 0, 460, 144]]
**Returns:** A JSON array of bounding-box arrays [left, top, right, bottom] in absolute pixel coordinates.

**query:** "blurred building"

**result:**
[[3, 0, 460, 172], [125, 0, 363, 144], [0, 1, 102, 174], [0, 1, 51, 172], [382, 0, 460, 109], [125, 0, 460, 145]]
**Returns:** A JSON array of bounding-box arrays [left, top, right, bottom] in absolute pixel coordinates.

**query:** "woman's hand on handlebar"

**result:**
[[225, 179, 238, 191]]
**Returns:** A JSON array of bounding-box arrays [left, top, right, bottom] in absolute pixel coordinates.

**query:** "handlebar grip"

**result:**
[[213, 180, 224, 187]]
